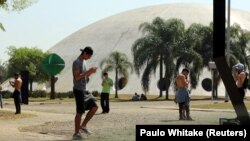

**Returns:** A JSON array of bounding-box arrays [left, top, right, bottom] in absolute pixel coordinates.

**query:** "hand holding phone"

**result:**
[[92, 67, 97, 73]]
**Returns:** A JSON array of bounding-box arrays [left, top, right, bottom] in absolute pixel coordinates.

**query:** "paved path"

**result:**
[[0, 100, 241, 141]]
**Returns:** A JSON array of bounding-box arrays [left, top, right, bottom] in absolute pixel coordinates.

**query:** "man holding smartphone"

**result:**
[[9, 72, 23, 114], [72, 46, 98, 140]]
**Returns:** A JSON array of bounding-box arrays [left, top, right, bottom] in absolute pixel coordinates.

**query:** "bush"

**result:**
[[68, 91, 74, 98], [1, 90, 12, 98], [30, 90, 47, 98], [92, 90, 100, 97], [56, 91, 74, 98]]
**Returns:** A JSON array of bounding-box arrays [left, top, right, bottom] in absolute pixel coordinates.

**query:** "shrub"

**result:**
[[92, 90, 100, 97], [68, 91, 74, 98], [56, 91, 74, 98], [30, 90, 47, 98], [1, 90, 12, 98]]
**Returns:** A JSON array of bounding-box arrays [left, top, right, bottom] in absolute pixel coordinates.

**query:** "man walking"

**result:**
[[72, 46, 97, 140]]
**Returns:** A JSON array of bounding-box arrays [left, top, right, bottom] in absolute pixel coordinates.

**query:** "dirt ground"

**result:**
[[0, 100, 240, 141]]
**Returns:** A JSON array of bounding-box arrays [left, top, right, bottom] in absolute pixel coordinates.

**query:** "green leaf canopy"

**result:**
[[42, 53, 65, 76]]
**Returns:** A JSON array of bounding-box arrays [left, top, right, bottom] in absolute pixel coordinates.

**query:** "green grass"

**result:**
[[0, 110, 36, 120], [3, 94, 250, 110]]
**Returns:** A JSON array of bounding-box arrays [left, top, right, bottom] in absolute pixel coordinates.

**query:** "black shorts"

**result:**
[[85, 99, 98, 110], [73, 89, 85, 114]]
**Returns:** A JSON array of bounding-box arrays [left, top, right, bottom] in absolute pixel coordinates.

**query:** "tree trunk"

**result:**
[[115, 69, 118, 98], [159, 55, 163, 97], [165, 79, 171, 100], [50, 75, 56, 99], [29, 79, 33, 93]]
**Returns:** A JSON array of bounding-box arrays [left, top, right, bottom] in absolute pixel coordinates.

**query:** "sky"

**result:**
[[1, 0, 250, 62]]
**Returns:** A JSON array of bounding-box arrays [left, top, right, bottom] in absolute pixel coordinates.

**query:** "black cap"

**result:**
[[80, 46, 93, 55]]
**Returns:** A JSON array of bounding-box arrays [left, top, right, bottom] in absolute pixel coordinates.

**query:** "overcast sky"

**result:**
[[1, 0, 250, 62]]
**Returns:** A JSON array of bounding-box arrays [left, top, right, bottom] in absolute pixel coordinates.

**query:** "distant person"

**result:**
[[0, 85, 3, 108], [140, 93, 147, 101], [175, 68, 192, 120], [72, 46, 97, 140], [232, 63, 247, 102], [132, 92, 139, 101], [9, 72, 23, 114], [101, 72, 113, 113]]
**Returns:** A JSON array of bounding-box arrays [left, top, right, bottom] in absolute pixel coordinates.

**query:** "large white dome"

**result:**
[[49, 3, 250, 96]]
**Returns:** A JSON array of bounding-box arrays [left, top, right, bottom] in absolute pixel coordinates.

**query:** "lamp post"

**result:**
[[209, 61, 217, 100], [225, 0, 231, 102]]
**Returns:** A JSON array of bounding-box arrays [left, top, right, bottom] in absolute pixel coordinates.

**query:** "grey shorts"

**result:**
[[85, 99, 98, 110]]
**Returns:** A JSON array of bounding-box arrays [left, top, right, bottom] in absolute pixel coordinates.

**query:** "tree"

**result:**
[[0, 23, 5, 31], [132, 17, 203, 99], [0, 0, 37, 31], [186, 22, 250, 98], [0, 61, 7, 83], [100, 51, 133, 98], [229, 23, 250, 69], [7, 46, 50, 92], [174, 23, 204, 90]]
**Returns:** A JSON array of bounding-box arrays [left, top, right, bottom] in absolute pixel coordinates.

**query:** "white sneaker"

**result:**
[[72, 132, 83, 140], [80, 127, 93, 135]]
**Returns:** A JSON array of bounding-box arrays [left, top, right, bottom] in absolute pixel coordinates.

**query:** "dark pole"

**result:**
[[213, 0, 250, 124], [50, 75, 55, 99], [21, 71, 29, 104]]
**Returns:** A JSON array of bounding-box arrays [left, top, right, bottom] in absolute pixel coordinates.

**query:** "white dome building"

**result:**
[[49, 3, 250, 96]]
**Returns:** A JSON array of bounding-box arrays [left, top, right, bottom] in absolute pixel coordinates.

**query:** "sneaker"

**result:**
[[186, 116, 193, 120], [80, 127, 93, 134], [73, 132, 83, 140], [179, 117, 185, 120]]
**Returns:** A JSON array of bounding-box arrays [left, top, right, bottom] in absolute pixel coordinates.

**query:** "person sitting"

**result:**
[[140, 94, 147, 101], [132, 93, 139, 101]]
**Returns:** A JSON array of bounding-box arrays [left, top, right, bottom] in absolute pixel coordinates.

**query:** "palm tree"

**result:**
[[229, 23, 250, 69], [172, 23, 204, 92], [132, 17, 203, 99], [185, 23, 213, 67], [0, 23, 5, 31], [187, 22, 250, 97], [100, 51, 133, 98], [0, 61, 7, 83]]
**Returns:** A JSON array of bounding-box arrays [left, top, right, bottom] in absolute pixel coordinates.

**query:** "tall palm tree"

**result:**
[[229, 23, 250, 69], [132, 17, 203, 99], [0, 23, 5, 31], [187, 22, 250, 96], [185, 23, 213, 67], [100, 51, 133, 98], [181, 23, 213, 86], [0, 61, 7, 83]]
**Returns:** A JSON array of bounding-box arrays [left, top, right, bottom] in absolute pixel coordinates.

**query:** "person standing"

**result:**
[[232, 63, 247, 102], [9, 73, 23, 114], [72, 46, 97, 140], [101, 72, 113, 113], [175, 68, 192, 120]]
